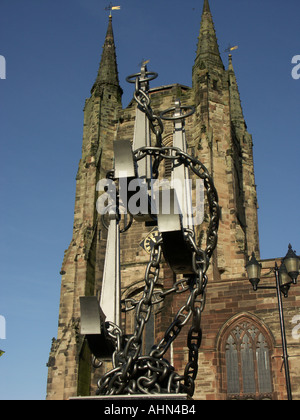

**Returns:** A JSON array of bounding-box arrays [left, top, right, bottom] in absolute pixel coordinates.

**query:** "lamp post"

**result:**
[[245, 244, 300, 401]]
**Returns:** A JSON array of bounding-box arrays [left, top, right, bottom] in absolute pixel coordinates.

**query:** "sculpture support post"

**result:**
[[100, 214, 121, 327]]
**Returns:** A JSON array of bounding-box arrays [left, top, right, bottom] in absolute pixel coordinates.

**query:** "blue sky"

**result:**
[[0, 0, 299, 400]]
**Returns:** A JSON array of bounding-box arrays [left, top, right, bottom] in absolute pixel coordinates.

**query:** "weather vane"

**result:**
[[224, 44, 238, 54], [104, 2, 121, 17], [139, 59, 150, 68]]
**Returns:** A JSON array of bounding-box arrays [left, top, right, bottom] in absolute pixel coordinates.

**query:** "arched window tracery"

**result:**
[[219, 315, 274, 400]]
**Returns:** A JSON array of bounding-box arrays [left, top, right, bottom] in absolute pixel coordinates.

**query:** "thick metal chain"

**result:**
[[97, 171, 218, 396], [148, 230, 208, 396], [97, 228, 210, 396], [132, 75, 164, 179], [97, 239, 163, 395], [133, 77, 164, 149], [134, 145, 220, 261], [96, 74, 219, 397]]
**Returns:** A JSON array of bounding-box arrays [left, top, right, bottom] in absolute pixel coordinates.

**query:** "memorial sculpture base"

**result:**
[[70, 393, 191, 400]]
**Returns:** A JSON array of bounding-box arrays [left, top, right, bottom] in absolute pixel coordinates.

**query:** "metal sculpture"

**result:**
[[80, 65, 220, 397]]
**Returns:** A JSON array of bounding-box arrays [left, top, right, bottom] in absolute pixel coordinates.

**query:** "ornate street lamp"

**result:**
[[245, 245, 300, 400]]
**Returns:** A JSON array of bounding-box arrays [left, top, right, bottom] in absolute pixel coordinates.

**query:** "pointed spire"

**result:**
[[203, 0, 211, 13], [92, 16, 122, 94], [194, 0, 224, 70], [228, 54, 245, 123]]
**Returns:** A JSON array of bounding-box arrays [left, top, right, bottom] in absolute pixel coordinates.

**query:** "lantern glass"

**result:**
[[246, 253, 262, 290], [283, 244, 299, 284], [279, 263, 291, 298], [279, 263, 291, 286]]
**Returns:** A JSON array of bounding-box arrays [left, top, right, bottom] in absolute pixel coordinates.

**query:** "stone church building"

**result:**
[[46, 0, 300, 400]]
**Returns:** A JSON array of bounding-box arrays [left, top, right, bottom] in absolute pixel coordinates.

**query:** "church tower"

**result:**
[[46, 16, 123, 399], [47, 1, 299, 400]]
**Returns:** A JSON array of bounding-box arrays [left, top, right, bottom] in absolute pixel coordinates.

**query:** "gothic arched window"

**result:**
[[220, 316, 274, 400]]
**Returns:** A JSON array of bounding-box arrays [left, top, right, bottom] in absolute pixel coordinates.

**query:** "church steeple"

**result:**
[[92, 16, 122, 96], [194, 0, 224, 71], [228, 54, 245, 124]]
